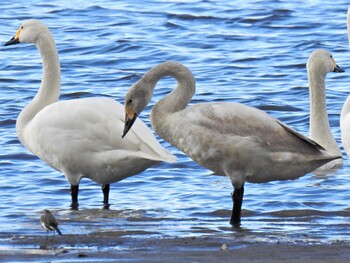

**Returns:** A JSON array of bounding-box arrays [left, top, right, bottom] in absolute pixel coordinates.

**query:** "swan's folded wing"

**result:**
[[179, 102, 335, 156], [274, 118, 325, 150], [24, 97, 176, 166], [127, 116, 177, 163]]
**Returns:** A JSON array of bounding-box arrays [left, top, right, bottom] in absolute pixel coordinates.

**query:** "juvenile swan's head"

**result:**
[[123, 80, 152, 138], [306, 49, 344, 77]]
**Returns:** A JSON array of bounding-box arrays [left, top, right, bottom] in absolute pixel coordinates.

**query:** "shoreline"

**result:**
[[1, 233, 349, 262]]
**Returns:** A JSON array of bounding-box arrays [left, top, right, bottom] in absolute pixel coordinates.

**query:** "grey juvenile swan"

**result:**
[[122, 61, 341, 225], [4, 19, 176, 209], [308, 49, 344, 169]]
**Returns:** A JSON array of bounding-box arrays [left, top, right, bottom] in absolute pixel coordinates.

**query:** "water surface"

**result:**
[[0, 0, 349, 249]]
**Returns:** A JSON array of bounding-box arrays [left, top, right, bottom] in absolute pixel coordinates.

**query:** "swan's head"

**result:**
[[122, 80, 153, 138], [306, 49, 344, 77], [4, 19, 49, 46]]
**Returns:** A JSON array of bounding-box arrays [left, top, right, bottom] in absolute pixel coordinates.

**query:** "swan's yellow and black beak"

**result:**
[[122, 108, 137, 138], [334, 64, 345, 73], [4, 26, 22, 46]]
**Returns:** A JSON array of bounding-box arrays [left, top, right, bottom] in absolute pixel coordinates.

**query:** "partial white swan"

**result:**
[[4, 19, 176, 209], [340, 7, 350, 157], [122, 61, 341, 225], [307, 49, 344, 169]]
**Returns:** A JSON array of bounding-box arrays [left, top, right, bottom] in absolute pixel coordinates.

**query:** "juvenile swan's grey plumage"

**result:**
[[4, 19, 176, 209], [122, 61, 341, 225], [308, 49, 344, 169]]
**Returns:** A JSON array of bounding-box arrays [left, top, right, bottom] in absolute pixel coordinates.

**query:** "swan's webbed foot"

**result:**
[[230, 185, 244, 226], [102, 184, 110, 209], [70, 184, 79, 210]]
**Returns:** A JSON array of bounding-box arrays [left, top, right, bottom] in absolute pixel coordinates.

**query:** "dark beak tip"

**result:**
[[122, 114, 138, 138], [122, 127, 130, 138], [334, 65, 345, 73], [4, 37, 20, 46]]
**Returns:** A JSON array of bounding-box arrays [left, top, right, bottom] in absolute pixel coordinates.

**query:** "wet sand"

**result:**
[[1, 232, 349, 263]]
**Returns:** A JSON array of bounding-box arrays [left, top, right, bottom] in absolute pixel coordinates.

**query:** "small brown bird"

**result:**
[[40, 209, 62, 235]]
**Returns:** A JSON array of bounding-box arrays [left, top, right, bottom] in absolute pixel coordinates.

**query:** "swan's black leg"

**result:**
[[70, 184, 79, 210], [230, 185, 244, 226], [102, 184, 110, 209]]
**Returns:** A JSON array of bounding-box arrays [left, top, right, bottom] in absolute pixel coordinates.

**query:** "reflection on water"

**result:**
[[0, 0, 349, 247]]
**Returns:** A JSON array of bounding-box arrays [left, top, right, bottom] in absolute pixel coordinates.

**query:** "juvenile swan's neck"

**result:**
[[146, 62, 195, 120], [16, 30, 61, 140], [139, 62, 195, 140], [308, 69, 340, 155]]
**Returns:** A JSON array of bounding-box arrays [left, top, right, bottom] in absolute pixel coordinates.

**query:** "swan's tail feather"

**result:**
[[308, 152, 342, 172]]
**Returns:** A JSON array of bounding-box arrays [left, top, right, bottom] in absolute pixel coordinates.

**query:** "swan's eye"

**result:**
[[21, 26, 24, 29], [128, 99, 132, 104], [330, 55, 333, 58]]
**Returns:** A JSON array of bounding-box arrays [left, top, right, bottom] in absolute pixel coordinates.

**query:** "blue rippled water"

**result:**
[[0, 0, 349, 246]]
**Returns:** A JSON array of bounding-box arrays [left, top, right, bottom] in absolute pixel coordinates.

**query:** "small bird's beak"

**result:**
[[4, 36, 20, 46], [122, 108, 137, 138], [334, 64, 345, 73]]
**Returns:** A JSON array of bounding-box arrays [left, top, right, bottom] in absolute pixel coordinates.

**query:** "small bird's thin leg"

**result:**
[[102, 184, 110, 209], [230, 185, 244, 226], [70, 185, 79, 210]]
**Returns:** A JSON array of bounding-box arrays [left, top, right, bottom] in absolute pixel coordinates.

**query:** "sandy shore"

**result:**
[[0, 232, 349, 263]]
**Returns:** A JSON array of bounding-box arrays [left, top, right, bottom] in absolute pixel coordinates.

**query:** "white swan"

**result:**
[[4, 19, 176, 209], [340, 7, 350, 157], [122, 61, 341, 225], [308, 49, 344, 168]]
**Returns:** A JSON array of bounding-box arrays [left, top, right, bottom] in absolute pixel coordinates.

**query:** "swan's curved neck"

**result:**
[[308, 70, 340, 155], [16, 31, 61, 138], [146, 62, 195, 123]]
